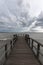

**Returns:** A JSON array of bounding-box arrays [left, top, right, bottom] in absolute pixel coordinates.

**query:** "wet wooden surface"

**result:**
[[5, 36, 40, 65]]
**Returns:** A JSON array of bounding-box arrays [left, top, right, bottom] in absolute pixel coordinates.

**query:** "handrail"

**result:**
[[0, 34, 18, 65], [29, 38, 43, 56], [0, 36, 17, 50], [0, 34, 18, 49], [30, 38, 43, 47], [25, 34, 43, 65], [0, 39, 11, 49]]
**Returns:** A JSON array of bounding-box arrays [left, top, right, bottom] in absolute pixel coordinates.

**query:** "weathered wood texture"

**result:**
[[5, 36, 40, 65]]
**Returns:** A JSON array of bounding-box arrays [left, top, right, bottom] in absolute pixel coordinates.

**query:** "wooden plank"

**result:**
[[5, 36, 40, 65]]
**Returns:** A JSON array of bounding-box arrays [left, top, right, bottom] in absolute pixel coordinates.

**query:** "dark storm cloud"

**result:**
[[35, 12, 43, 27], [37, 17, 43, 21], [30, 12, 43, 32], [0, 21, 5, 25]]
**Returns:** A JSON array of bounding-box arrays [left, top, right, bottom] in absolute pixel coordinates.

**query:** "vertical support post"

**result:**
[[5, 44, 7, 59], [13, 36, 15, 46], [10, 40, 12, 50], [13, 40, 15, 46], [37, 44, 40, 58], [29, 38, 30, 47], [31, 40, 33, 49]]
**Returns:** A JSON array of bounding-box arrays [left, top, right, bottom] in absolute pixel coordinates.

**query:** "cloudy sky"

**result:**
[[0, 0, 43, 32]]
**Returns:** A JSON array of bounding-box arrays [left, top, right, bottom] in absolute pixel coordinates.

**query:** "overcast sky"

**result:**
[[0, 0, 43, 32]]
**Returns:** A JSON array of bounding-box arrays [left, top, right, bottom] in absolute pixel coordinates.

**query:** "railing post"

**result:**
[[5, 44, 7, 59], [13, 39, 15, 46], [28, 38, 30, 47], [37, 44, 40, 58], [31, 40, 33, 49], [10, 40, 12, 50]]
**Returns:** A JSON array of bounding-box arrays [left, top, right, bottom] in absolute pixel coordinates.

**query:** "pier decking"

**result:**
[[4, 36, 40, 65]]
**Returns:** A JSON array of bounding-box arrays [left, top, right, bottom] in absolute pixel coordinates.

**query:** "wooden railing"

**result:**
[[0, 34, 17, 65], [25, 34, 43, 65]]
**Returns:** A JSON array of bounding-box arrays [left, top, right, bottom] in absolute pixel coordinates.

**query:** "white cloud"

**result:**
[[29, 0, 43, 17], [33, 26, 43, 32], [0, 0, 43, 32]]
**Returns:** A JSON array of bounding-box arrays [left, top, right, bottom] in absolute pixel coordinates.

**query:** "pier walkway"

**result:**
[[4, 36, 40, 65]]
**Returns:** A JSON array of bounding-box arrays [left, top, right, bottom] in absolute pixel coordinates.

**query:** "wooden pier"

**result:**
[[0, 34, 43, 65]]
